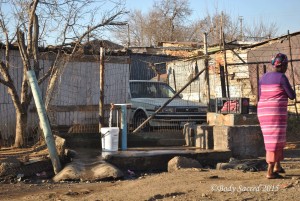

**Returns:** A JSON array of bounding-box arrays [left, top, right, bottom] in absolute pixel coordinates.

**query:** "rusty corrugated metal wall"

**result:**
[[129, 54, 177, 80], [167, 58, 209, 104]]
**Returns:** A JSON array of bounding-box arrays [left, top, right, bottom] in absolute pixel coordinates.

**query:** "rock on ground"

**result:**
[[168, 156, 202, 172]]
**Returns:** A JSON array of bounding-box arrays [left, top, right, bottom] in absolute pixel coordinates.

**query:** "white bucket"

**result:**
[[101, 127, 119, 151]]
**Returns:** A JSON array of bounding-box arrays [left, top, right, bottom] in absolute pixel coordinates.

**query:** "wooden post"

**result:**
[[220, 65, 227, 98], [127, 24, 130, 48], [256, 64, 260, 104], [204, 32, 211, 111], [222, 32, 230, 98], [288, 30, 299, 117], [99, 47, 105, 132]]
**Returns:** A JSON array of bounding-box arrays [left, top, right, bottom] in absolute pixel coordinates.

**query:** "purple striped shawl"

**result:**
[[257, 84, 288, 151]]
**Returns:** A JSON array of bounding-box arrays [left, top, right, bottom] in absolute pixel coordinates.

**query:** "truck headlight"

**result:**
[[162, 107, 175, 113], [198, 107, 207, 112], [155, 106, 175, 113]]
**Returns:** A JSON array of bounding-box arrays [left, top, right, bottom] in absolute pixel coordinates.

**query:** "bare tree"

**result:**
[[116, 0, 278, 47], [244, 19, 278, 41], [115, 9, 147, 47], [0, 0, 127, 147], [157, 0, 191, 39], [115, 0, 192, 47]]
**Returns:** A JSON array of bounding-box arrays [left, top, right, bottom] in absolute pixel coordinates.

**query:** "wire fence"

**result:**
[[246, 33, 300, 115], [46, 55, 130, 135], [1, 33, 300, 148]]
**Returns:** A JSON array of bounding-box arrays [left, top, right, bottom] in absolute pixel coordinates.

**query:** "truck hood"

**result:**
[[130, 98, 206, 107]]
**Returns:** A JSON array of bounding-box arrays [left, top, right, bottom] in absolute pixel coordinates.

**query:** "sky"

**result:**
[[1, 0, 299, 45], [124, 0, 300, 37]]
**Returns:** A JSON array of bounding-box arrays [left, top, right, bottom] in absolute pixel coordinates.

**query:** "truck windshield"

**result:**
[[130, 82, 177, 98]]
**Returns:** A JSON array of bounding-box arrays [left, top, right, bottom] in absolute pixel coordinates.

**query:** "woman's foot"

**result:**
[[274, 167, 285, 173], [267, 172, 284, 179], [267, 163, 275, 179], [274, 162, 285, 173]]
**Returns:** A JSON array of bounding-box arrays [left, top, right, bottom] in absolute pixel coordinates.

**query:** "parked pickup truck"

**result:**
[[129, 80, 207, 131]]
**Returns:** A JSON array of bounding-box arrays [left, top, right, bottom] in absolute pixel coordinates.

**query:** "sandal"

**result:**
[[274, 168, 285, 174], [267, 172, 284, 179]]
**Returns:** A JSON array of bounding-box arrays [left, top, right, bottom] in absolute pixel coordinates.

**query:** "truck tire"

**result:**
[[133, 111, 151, 132]]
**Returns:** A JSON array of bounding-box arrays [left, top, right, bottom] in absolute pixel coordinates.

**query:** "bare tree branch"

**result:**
[[27, 0, 39, 56], [0, 61, 22, 112], [0, 77, 10, 87], [0, 9, 10, 69], [17, 29, 30, 72], [71, 10, 128, 55], [32, 13, 40, 76]]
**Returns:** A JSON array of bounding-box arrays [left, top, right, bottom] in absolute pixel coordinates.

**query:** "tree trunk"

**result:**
[[14, 110, 28, 148]]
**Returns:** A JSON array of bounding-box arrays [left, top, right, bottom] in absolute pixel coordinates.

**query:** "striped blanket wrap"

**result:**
[[257, 84, 288, 151]]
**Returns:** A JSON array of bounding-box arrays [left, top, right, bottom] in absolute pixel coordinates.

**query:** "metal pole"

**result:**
[[133, 67, 206, 133], [99, 47, 105, 132], [114, 104, 131, 150], [121, 105, 127, 150], [227, 59, 300, 66], [27, 70, 62, 174], [172, 69, 177, 92]]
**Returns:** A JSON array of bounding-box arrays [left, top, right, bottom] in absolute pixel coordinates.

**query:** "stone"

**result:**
[[182, 123, 195, 146], [213, 125, 265, 158], [54, 135, 66, 158], [52, 162, 83, 182], [168, 156, 202, 172], [0, 157, 21, 176], [53, 160, 123, 182], [195, 125, 214, 149], [89, 162, 124, 180]]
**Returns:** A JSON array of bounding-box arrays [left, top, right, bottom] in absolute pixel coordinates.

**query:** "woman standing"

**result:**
[[257, 53, 296, 179]]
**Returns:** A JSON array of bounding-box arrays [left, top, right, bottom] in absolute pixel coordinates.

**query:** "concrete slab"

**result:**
[[102, 147, 232, 172]]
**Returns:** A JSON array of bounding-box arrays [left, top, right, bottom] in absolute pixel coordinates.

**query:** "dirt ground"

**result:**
[[1, 161, 300, 201], [1, 129, 300, 200]]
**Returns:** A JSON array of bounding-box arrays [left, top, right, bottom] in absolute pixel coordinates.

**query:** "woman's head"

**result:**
[[271, 53, 288, 73]]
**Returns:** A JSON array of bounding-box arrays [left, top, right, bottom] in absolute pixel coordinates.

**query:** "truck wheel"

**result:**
[[133, 111, 151, 132]]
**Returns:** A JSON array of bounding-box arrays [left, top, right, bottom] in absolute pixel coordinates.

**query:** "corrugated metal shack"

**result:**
[[216, 32, 300, 113], [129, 53, 177, 80], [164, 32, 300, 115], [0, 47, 52, 145], [47, 54, 130, 133], [128, 42, 205, 81], [166, 42, 249, 105]]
